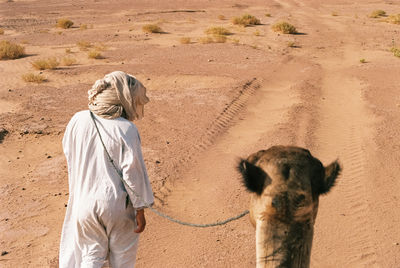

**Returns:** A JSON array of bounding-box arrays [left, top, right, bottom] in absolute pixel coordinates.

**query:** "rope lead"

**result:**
[[90, 111, 249, 228]]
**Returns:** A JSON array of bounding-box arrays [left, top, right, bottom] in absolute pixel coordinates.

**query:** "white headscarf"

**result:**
[[88, 71, 149, 121]]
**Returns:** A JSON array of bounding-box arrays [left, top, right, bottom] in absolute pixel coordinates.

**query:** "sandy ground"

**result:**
[[0, 0, 400, 267]]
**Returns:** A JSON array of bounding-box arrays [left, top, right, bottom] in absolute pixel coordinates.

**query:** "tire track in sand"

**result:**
[[138, 61, 308, 268], [310, 45, 378, 267]]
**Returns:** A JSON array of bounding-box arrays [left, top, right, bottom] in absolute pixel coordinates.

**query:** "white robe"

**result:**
[[60, 110, 154, 268]]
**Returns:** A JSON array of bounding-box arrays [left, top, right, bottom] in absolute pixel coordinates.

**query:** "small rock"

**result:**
[[22, 187, 26, 190], [40, 117, 45, 121], [208, 59, 213, 62], [16, 157, 19, 160], [166, 141, 170, 144], [394, 242, 399, 246], [8, 89, 12, 92], [147, 78, 151, 80], [1, 251, 9, 256], [47, 155, 52, 159], [4, 218, 8, 221], [64, 204, 67, 207], [155, 160, 161, 164], [58, 193, 62, 195]]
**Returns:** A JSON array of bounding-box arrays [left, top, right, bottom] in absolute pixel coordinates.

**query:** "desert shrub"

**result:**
[[57, 18, 74, 29], [31, 57, 59, 70], [65, 48, 72, 53], [359, 58, 366, 63], [0, 40, 25, 60], [265, 13, 271, 17], [218, 15, 225, 20], [214, 35, 227, 43], [287, 41, 296, 47], [88, 50, 103, 59], [93, 43, 107, 51], [62, 56, 77, 66], [0, 29, 4, 35], [272, 21, 297, 34], [142, 24, 162, 33], [369, 10, 386, 18], [22, 73, 46, 83], [198, 36, 214, 44], [205, 26, 230, 36], [80, 24, 88, 30], [180, 37, 191, 44], [231, 38, 240, 44], [77, 41, 92, 51], [391, 47, 400, 57], [386, 14, 400, 24], [254, 30, 261, 36], [232, 14, 261, 26]]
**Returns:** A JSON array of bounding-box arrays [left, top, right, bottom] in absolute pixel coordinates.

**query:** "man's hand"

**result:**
[[134, 209, 146, 233]]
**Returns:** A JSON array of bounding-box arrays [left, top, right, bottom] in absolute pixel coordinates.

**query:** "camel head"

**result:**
[[237, 146, 341, 268]]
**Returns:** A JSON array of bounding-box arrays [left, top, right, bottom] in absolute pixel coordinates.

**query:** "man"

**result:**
[[59, 71, 154, 267]]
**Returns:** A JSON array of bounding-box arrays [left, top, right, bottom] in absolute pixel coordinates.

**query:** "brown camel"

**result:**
[[237, 146, 341, 268]]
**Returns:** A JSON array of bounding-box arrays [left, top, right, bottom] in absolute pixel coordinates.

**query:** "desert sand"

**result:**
[[0, 0, 399, 267]]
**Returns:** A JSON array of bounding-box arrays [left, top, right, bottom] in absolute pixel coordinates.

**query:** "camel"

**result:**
[[237, 146, 341, 268]]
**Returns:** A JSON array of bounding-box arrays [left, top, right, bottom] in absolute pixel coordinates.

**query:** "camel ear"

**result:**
[[319, 160, 341, 195], [237, 159, 269, 195]]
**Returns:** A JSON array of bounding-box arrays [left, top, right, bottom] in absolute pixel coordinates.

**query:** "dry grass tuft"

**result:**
[[198, 35, 227, 44], [62, 56, 77, 66], [65, 48, 72, 53], [272, 21, 297, 34], [218, 15, 225, 20], [391, 47, 400, 57], [31, 57, 60, 70], [369, 10, 386, 18], [57, 18, 74, 29], [0, 29, 4, 35], [180, 37, 191, 44], [254, 30, 261, 36], [265, 13, 271, 17], [88, 50, 103, 59], [93, 43, 107, 51], [287, 41, 296, 47], [205, 26, 231, 36], [22, 73, 46, 83], [213, 35, 227, 43], [77, 41, 92, 51], [198, 36, 214, 44], [386, 14, 400, 24], [231, 38, 240, 45], [359, 58, 366, 63], [0, 40, 25, 60], [142, 24, 162, 33], [80, 24, 88, 30], [232, 14, 261, 26]]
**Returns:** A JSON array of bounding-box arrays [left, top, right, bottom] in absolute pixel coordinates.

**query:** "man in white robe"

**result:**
[[59, 71, 154, 268]]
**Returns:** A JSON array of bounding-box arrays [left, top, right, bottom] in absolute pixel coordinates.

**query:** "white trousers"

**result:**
[[76, 199, 139, 268]]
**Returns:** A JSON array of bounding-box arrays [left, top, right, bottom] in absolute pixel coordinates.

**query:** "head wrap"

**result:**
[[88, 71, 149, 121]]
